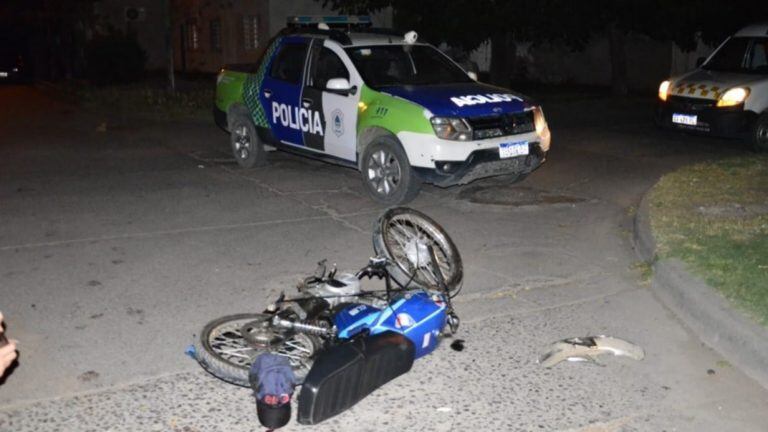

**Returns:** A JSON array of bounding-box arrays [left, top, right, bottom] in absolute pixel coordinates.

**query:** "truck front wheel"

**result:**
[[753, 112, 768, 152], [360, 136, 421, 205], [230, 113, 266, 168]]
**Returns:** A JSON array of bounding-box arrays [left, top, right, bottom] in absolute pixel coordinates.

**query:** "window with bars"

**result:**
[[243, 15, 258, 50], [188, 22, 199, 51], [210, 19, 222, 52]]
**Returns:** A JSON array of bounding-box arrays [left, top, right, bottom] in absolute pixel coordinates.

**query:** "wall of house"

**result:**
[[95, 0, 170, 70], [171, 0, 271, 73], [172, 0, 393, 74], [468, 33, 719, 92]]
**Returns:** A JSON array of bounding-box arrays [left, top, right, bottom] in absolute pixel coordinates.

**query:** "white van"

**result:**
[[657, 23, 768, 150]]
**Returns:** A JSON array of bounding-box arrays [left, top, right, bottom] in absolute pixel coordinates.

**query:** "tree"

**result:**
[[319, 0, 599, 87], [319, 0, 768, 94]]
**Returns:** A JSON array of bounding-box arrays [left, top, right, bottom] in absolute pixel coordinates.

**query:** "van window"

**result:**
[[705, 37, 768, 74], [747, 39, 768, 73]]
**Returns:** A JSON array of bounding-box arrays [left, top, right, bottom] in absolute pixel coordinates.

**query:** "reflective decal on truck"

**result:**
[[450, 93, 523, 107], [271, 102, 324, 136]]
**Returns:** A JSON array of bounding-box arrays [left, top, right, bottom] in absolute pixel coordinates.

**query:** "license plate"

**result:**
[[499, 141, 529, 159], [672, 113, 697, 126]]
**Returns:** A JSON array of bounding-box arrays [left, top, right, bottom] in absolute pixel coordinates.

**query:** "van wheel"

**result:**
[[361, 136, 421, 205], [753, 113, 768, 152], [230, 113, 266, 168]]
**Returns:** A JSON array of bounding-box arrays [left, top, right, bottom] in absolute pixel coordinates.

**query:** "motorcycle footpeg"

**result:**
[[445, 312, 460, 335], [297, 331, 415, 425]]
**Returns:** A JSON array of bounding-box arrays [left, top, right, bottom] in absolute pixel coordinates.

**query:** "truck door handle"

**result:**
[[301, 98, 313, 108], [263, 89, 272, 98]]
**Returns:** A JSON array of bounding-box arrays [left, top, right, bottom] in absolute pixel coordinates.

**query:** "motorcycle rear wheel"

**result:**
[[195, 313, 318, 387], [373, 207, 463, 293]]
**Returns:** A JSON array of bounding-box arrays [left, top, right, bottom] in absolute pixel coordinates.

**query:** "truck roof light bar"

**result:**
[[287, 15, 372, 27]]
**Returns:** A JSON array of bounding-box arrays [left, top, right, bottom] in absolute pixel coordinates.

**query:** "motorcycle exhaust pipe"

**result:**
[[272, 317, 335, 337]]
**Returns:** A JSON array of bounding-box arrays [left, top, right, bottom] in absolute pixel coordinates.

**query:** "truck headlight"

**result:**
[[658, 80, 671, 101], [717, 87, 749, 107], [431, 117, 472, 141], [533, 106, 547, 134], [533, 106, 551, 152]]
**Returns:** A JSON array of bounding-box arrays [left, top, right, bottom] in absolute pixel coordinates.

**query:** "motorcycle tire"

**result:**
[[372, 207, 463, 293], [195, 313, 318, 387]]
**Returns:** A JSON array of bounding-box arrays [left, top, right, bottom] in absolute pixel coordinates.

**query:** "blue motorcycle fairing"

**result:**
[[333, 292, 447, 359]]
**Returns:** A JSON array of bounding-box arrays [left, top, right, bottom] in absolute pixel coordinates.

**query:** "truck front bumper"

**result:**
[[414, 142, 547, 187], [656, 96, 758, 139], [213, 106, 228, 131]]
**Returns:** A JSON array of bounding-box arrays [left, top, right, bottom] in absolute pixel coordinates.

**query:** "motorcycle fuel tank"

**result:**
[[334, 292, 447, 359]]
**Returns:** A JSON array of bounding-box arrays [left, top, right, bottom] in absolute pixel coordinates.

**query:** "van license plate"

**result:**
[[499, 141, 529, 159], [672, 113, 697, 126]]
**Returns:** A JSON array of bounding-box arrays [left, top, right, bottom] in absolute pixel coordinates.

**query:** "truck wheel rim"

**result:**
[[234, 125, 251, 160], [367, 150, 401, 196]]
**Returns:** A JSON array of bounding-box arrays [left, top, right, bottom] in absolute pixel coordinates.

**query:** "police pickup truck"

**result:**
[[214, 16, 551, 204], [657, 23, 768, 150]]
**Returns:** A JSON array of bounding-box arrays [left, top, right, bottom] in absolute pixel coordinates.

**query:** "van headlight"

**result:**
[[658, 80, 671, 101], [717, 87, 749, 107], [431, 117, 472, 141]]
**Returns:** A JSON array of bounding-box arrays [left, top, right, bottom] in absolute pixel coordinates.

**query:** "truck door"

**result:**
[[303, 39, 360, 162], [260, 37, 310, 146]]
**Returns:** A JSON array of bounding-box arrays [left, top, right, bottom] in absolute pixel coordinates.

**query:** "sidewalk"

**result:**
[[634, 191, 768, 389]]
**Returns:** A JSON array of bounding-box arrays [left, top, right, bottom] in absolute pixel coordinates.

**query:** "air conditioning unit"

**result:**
[[125, 7, 146, 22]]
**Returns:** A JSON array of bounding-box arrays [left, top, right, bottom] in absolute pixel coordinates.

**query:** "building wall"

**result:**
[[469, 33, 719, 92], [171, 0, 270, 73], [526, 35, 672, 91], [95, 0, 170, 70], [172, 0, 393, 74]]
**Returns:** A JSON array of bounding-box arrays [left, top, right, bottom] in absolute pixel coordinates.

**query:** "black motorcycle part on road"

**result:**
[[297, 331, 415, 425]]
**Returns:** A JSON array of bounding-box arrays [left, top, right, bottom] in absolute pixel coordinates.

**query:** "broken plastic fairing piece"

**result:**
[[538, 336, 645, 368]]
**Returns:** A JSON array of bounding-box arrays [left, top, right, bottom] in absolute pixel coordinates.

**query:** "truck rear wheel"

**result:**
[[230, 113, 266, 168], [361, 136, 421, 205]]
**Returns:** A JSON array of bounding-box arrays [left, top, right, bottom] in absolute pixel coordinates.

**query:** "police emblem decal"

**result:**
[[331, 109, 344, 137]]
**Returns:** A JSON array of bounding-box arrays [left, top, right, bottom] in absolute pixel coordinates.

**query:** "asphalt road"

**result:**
[[1, 85, 766, 431]]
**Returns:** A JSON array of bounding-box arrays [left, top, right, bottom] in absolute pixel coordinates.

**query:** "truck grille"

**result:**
[[467, 111, 535, 140], [668, 95, 717, 111]]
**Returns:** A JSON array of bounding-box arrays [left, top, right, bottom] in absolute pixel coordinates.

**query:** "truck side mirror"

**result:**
[[326, 78, 357, 96], [696, 57, 706, 68]]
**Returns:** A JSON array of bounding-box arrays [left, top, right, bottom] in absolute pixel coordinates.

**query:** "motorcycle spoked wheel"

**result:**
[[195, 313, 319, 387], [373, 207, 463, 293]]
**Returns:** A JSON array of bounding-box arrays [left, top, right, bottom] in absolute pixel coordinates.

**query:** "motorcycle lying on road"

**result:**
[[193, 207, 463, 425]]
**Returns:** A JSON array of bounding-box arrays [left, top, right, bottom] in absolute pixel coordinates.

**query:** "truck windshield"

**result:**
[[704, 37, 768, 74], [345, 44, 472, 88]]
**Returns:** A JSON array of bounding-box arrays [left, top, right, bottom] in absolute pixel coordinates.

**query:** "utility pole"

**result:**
[[166, 0, 175, 91]]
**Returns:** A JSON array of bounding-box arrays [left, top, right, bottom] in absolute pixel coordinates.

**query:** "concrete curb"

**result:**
[[634, 189, 768, 389]]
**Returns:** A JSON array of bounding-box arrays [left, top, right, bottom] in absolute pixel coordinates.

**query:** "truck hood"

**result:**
[[378, 82, 530, 117], [672, 69, 768, 100]]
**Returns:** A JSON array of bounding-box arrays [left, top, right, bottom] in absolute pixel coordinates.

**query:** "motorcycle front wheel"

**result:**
[[195, 313, 318, 387], [373, 207, 463, 293]]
